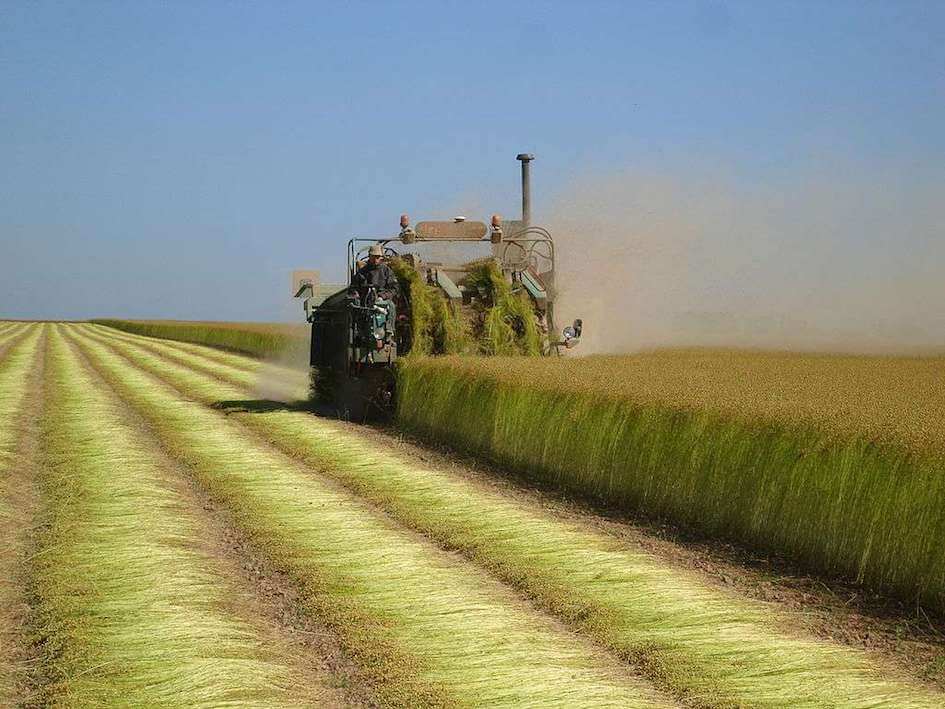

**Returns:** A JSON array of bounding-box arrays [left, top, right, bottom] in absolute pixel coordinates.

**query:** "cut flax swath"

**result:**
[[88, 322, 261, 373], [0, 325, 42, 704], [80, 325, 307, 403], [82, 323, 945, 708], [66, 325, 669, 708], [0, 322, 29, 351], [0, 321, 24, 339], [89, 319, 306, 358], [35, 327, 301, 707]]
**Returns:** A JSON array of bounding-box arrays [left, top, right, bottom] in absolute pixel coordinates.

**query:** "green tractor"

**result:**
[[294, 153, 582, 420]]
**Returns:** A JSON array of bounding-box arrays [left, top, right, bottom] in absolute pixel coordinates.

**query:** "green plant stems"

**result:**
[[396, 358, 945, 613], [464, 261, 543, 355]]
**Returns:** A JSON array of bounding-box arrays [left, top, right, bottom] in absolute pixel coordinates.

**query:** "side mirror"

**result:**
[[561, 318, 584, 349], [562, 318, 583, 348]]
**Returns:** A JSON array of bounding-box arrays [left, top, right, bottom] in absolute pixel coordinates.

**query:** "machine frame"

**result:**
[[297, 154, 582, 420]]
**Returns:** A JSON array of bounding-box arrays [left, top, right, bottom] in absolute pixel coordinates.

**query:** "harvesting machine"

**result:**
[[294, 153, 582, 420]]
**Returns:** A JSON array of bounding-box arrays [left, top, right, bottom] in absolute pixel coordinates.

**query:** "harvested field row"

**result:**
[[0, 322, 29, 350], [90, 323, 264, 374], [65, 325, 665, 708], [34, 326, 322, 706], [0, 324, 43, 704], [90, 319, 307, 358], [87, 323, 307, 400], [74, 323, 945, 707], [397, 355, 945, 612]]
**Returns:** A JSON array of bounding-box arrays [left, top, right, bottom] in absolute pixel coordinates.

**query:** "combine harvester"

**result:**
[[295, 153, 583, 419]]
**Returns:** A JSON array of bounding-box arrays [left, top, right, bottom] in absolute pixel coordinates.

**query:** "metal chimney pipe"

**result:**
[[516, 153, 534, 226]]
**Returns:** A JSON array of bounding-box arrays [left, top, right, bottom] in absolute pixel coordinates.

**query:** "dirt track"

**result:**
[[2, 321, 945, 707]]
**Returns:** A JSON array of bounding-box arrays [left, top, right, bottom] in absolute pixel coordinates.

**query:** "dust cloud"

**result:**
[[254, 337, 311, 403], [550, 171, 945, 355]]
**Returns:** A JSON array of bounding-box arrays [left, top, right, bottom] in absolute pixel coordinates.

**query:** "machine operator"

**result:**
[[350, 242, 399, 341], [351, 243, 399, 300]]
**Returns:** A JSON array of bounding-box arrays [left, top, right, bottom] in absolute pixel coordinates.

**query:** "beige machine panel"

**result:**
[[415, 220, 487, 240]]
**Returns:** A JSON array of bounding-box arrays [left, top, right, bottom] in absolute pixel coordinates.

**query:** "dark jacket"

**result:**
[[351, 261, 399, 300]]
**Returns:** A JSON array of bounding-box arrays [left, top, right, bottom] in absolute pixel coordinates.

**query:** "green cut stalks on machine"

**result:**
[[390, 258, 542, 358], [388, 258, 471, 356], [463, 260, 544, 356]]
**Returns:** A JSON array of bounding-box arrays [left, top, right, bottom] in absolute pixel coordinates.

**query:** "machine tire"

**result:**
[[312, 367, 395, 423]]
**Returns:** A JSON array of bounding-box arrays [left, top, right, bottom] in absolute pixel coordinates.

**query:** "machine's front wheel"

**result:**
[[312, 367, 395, 423]]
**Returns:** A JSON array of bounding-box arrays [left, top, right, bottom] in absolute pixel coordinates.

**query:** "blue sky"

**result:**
[[2, 1, 943, 324]]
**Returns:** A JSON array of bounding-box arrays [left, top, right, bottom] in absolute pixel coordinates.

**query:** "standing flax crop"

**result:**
[[397, 353, 945, 613]]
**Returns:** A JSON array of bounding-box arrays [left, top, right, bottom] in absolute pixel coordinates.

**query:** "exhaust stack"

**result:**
[[516, 153, 534, 227]]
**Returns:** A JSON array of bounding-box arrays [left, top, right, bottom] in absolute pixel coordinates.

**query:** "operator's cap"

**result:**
[[368, 243, 384, 257]]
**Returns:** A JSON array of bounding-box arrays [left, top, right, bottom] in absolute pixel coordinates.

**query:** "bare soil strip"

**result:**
[[65, 325, 673, 708], [31, 326, 348, 706], [0, 324, 44, 705], [77, 323, 945, 707]]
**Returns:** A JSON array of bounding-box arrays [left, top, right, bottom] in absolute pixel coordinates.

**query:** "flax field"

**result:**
[[399, 352, 945, 612], [2, 320, 944, 707]]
